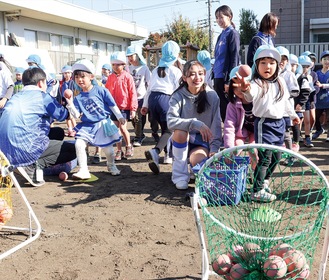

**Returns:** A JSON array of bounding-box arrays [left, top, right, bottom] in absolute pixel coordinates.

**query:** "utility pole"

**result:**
[[208, 0, 212, 54]]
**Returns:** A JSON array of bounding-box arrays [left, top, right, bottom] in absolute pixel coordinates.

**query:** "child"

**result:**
[[92, 64, 112, 163], [13, 67, 25, 95], [101, 64, 111, 85], [224, 66, 257, 169], [59, 65, 76, 137], [65, 59, 125, 179], [126, 45, 151, 147], [289, 53, 304, 151], [301, 51, 320, 139], [236, 45, 300, 202], [105, 51, 137, 161], [276, 46, 300, 166], [295, 55, 316, 147], [167, 60, 221, 190], [141, 40, 182, 174], [26, 54, 57, 95], [314, 50, 329, 141], [197, 50, 213, 89]]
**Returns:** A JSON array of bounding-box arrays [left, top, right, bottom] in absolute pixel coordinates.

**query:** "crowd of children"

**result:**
[[0, 18, 328, 203]]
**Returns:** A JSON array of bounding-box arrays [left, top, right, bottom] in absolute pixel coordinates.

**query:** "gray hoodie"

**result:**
[[167, 86, 222, 153]]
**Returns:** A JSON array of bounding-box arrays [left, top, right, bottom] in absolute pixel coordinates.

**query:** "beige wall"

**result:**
[[271, 0, 329, 44]]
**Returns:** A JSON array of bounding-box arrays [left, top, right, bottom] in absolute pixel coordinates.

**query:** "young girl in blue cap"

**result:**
[[126, 45, 151, 147], [141, 40, 182, 174], [236, 45, 300, 202]]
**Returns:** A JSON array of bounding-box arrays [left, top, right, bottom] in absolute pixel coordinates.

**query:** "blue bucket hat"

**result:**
[[102, 63, 112, 70], [197, 50, 211, 71], [276, 46, 289, 59], [110, 51, 127, 65], [15, 67, 25, 74], [252, 45, 281, 74], [320, 50, 329, 60], [301, 51, 317, 60], [289, 54, 298, 65], [126, 45, 146, 65], [298, 55, 312, 66], [159, 41, 180, 67], [72, 59, 95, 74], [26, 54, 41, 65], [61, 65, 73, 73]]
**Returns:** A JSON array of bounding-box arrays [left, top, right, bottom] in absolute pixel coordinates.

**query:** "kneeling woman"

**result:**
[[167, 60, 222, 190]]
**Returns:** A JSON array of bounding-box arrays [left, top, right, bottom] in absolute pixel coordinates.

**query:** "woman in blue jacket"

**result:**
[[213, 5, 240, 121]]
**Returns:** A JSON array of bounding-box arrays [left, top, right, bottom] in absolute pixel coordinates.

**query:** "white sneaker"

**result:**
[[251, 188, 276, 202], [163, 153, 172, 164], [145, 149, 160, 174], [108, 164, 120, 176], [175, 180, 189, 190], [72, 169, 91, 180], [263, 179, 272, 193]]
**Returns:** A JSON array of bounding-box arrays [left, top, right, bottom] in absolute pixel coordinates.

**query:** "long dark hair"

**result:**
[[259, 12, 279, 37], [253, 58, 285, 102], [175, 60, 209, 114], [215, 5, 235, 29]]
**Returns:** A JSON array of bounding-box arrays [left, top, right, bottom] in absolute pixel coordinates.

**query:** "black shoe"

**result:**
[[17, 165, 45, 187]]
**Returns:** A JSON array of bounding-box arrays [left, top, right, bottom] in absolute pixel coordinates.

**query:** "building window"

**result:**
[[50, 34, 61, 51], [24, 30, 37, 48], [107, 43, 114, 54], [314, 34, 329, 43], [62, 36, 73, 52], [38, 31, 51, 50]]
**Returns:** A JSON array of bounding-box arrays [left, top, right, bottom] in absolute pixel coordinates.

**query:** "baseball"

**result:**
[[59, 171, 68, 181], [64, 89, 73, 99], [238, 65, 251, 77], [263, 255, 287, 278], [283, 249, 306, 272], [212, 253, 232, 275], [269, 243, 293, 258]]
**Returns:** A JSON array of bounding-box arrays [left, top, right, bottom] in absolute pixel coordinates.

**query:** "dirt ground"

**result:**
[[0, 121, 329, 280]]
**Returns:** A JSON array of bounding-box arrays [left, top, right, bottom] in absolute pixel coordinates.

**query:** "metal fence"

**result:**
[[243, 42, 329, 64]]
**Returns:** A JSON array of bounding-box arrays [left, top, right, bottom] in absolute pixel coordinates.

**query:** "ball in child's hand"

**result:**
[[64, 89, 73, 99], [59, 171, 68, 181], [238, 65, 251, 77], [263, 255, 287, 278]]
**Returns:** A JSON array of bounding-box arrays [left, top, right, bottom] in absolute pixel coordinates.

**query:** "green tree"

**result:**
[[239, 9, 259, 46], [143, 13, 209, 51]]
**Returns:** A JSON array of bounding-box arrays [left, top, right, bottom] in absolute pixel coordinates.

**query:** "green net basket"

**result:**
[[195, 144, 329, 279]]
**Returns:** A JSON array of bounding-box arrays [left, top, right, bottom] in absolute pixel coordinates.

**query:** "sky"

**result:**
[[64, 0, 271, 36]]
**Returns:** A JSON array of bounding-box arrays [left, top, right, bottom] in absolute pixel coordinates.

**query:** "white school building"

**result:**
[[0, 0, 148, 76]]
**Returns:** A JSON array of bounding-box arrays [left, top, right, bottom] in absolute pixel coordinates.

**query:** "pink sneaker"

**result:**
[[292, 143, 299, 152]]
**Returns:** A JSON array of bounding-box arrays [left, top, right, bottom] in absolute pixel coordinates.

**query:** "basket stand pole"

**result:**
[[319, 205, 329, 280], [191, 193, 217, 280], [0, 169, 42, 260]]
